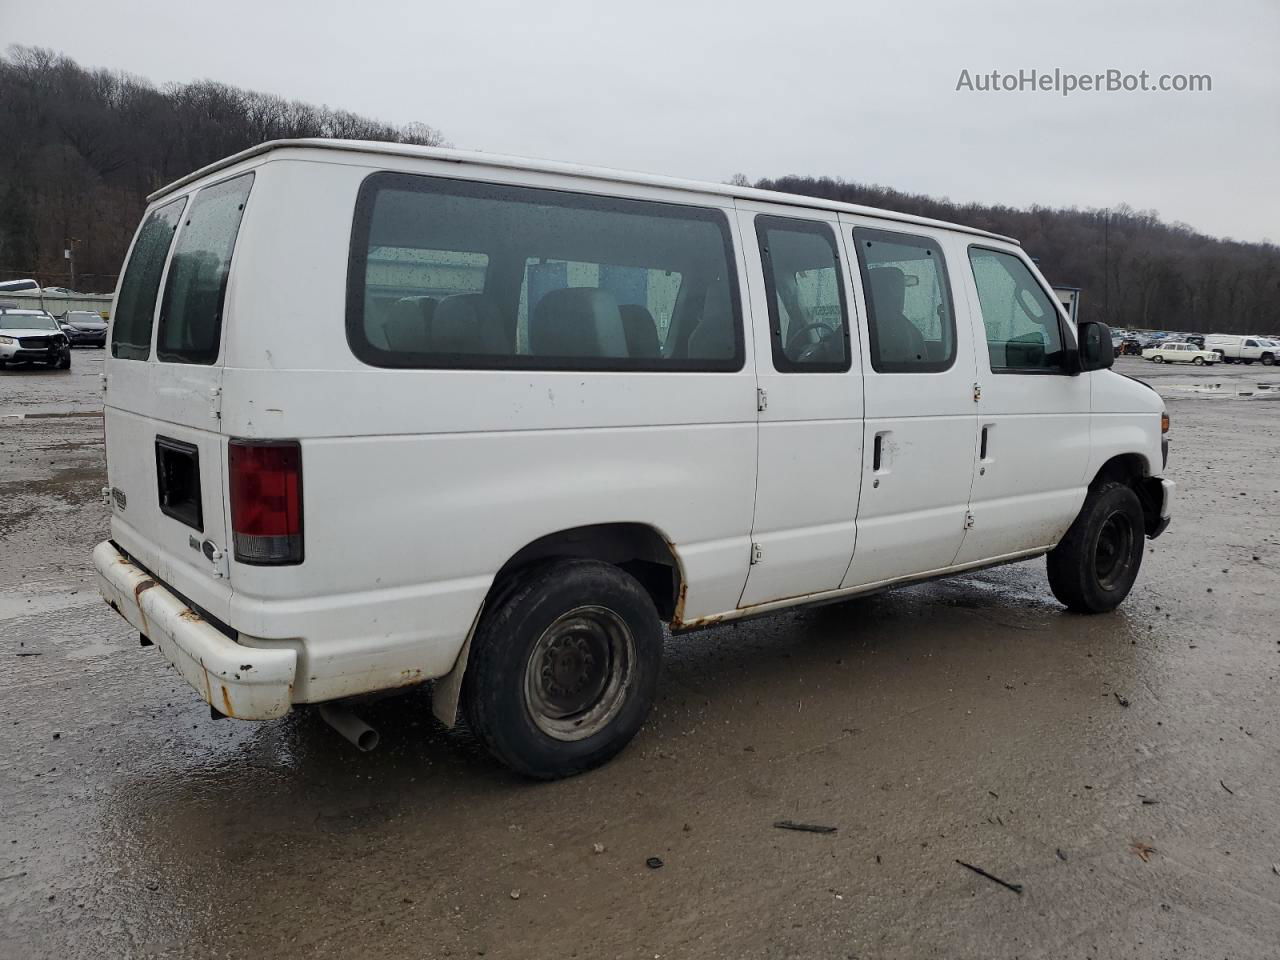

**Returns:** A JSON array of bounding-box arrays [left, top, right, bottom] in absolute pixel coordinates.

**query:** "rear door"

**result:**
[[104, 172, 256, 620]]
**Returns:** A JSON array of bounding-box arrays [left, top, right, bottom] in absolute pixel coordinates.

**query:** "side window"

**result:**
[[1245, 339, 1259, 348], [853, 227, 955, 373], [347, 172, 743, 371], [156, 172, 254, 365], [755, 216, 849, 372], [968, 247, 1067, 372], [111, 197, 186, 360]]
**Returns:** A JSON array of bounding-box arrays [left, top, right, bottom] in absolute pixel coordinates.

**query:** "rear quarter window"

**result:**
[[111, 197, 186, 360], [156, 172, 254, 365]]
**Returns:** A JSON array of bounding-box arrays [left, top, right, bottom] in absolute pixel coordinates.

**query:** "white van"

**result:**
[[93, 140, 1173, 778], [1204, 334, 1277, 365]]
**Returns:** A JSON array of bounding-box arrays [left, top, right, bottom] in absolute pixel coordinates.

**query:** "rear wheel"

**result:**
[[1263, 354, 1275, 366], [1047, 481, 1145, 614], [462, 559, 663, 779], [1152, 355, 1164, 363]]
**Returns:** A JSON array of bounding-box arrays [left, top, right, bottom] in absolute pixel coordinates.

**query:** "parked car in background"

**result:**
[[0, 308, 71, 370], [1185, 334, 1205, 347], [1204, 334, 1277, 365], [1142, 341, 1217, 364], [1118, 338, 1143, 356], [58, 310, 109, 347]]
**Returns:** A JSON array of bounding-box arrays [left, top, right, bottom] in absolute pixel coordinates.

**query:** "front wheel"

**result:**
[[462, 559, 663, 779], [1192, 356, 1205, 365], [1047, 481, 1145, 614]]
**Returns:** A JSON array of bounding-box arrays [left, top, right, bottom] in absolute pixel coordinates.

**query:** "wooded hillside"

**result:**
[[2, 46, 1275, 334], [0, 46, 444, 293]]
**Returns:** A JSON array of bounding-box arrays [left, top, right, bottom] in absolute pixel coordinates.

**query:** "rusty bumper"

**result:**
[[93, 541, 296, 719]]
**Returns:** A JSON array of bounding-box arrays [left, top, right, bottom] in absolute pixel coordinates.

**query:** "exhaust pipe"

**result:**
[[318, 703, 379, 752]]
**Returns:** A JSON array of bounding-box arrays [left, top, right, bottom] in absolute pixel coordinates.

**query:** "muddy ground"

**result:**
[[2, 354, 1278, 959]]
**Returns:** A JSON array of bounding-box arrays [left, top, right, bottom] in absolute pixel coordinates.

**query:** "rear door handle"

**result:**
[[872, 433, 883, 471], [980, 426, 988, 460]]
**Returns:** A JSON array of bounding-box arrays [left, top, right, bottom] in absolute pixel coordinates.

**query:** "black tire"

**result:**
[[1263, 354, 1275, 366], [462, 559, 663, 779], [1047, 481, 1145, 614], [1152, 355, 1164, 363], [1192, 356, 1204, 365]]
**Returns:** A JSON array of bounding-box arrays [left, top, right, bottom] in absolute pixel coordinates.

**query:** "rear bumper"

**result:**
[[93, 540, 297, 719]]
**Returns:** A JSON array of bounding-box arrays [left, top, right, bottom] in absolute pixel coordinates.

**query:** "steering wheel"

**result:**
[[785, 322, 838, 363]]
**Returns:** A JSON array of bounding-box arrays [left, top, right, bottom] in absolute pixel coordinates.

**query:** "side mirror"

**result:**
[[1077, 320, 1114, 372]]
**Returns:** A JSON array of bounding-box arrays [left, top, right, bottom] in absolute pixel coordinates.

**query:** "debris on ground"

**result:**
[[1114, 692, 1130, 707], [592, 843, 605, 855], [954, 860, 1023, 895], [645, 857, 664, 870], [509, 889, 520, 900], [1056, 849, 1068, 862], [1139, 796, 1159, 805], [773, 820, 838, 834], [1130, 841, 1157, 862], [1220, 780, 1235, 795]]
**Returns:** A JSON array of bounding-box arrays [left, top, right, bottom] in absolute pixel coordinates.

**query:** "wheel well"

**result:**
[[490, 523, 683, 622], [1091, 454, 1162, 535]]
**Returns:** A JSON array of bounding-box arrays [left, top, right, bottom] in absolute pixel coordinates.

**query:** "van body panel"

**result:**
[[735, 203, 864, 607], [838, 217, 979, 588]]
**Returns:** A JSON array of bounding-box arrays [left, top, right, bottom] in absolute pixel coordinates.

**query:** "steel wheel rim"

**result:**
[[524, 605, 635, 742], [1094, 511, 1134, 590]]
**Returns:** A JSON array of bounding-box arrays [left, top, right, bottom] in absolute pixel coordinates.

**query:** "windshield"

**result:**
[[0, 313, 59, 331]]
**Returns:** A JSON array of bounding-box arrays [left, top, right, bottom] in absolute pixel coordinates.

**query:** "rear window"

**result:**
[[156, 172, 254, 365], [347, 173, 743, 371], [111, 197, 186, 360]]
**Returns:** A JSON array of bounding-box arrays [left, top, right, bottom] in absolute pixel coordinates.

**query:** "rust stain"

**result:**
[[178, 608, 202, 622], [671, 581, 689, 628], [392, 668, 426, 689], [219, 684, 235, 718], [132, 578, 156, 637]]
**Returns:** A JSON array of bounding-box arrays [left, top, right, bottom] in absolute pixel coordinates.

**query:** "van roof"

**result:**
[[148, 139, 1019, 245]]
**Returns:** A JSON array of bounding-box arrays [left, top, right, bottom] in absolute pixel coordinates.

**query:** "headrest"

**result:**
[[530, 288, 628, 358], [687, 282, 735, 360], [618, 305, 661, 358], [433, 294, 508, 354], [868, 266, 907, 317]]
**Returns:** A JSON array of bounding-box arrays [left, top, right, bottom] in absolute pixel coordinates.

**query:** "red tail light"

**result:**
[[229, 440, 303, 565]]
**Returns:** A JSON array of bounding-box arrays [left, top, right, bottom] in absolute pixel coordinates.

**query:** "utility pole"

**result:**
[[1102, 210, 1110, 326], [64, 237, 78, 291]]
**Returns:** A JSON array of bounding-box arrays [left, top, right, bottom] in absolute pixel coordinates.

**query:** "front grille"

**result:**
[[18, 336, 56, 348]]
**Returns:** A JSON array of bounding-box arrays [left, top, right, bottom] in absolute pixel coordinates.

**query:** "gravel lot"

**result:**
[[2, 353, 1278, 959]]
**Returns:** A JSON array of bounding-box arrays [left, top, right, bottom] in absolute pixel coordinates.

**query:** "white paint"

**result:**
[[92, 142, 1168, 716]]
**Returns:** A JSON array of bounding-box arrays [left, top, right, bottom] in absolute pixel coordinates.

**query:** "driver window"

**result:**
[[755, 216, 850, 373], [968, 247, 1067, 372]]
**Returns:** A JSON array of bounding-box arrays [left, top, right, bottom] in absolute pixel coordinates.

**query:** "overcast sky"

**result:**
[[3, 0, 1277, 242]]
